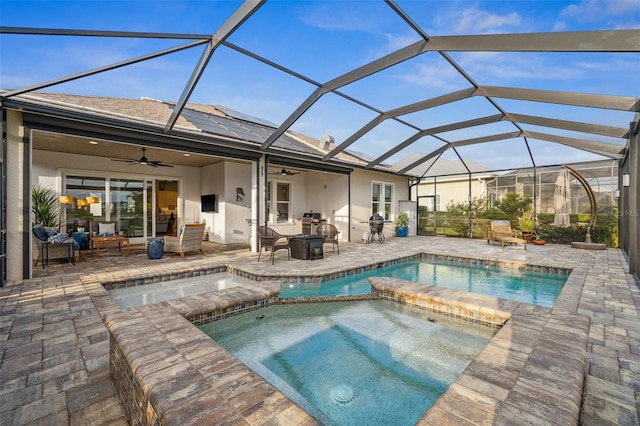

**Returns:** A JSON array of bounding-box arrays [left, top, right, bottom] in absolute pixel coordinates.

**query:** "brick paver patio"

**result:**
[[1, 236, 638, 425]]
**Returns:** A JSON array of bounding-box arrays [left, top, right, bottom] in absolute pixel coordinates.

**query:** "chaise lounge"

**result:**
[[488, 220, 527, 250]]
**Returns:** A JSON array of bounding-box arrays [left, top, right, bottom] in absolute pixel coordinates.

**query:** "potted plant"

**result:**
[[518, 210, 535, 242], [395, 211, 409, 237], [532, 230, 546, 245], [32, 185, 59, 228], [74, 219, 86, 233]]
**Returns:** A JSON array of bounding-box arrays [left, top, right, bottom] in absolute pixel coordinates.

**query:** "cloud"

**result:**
[[297, 2, 388, 33], [456, 52, 586, 82], [560, 0, 640, 21], [454, 7, 522, 33], [397, 58, 465, 91]]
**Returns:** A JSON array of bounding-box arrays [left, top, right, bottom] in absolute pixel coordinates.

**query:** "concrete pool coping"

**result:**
[[94, 256, 589, 425]]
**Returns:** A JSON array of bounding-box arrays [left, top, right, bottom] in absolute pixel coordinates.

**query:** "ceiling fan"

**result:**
[[269, 167, 300, 176], [111, 148, 174, 167]]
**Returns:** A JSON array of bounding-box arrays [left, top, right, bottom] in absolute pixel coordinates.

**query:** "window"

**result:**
[[267, 180, 292, 223], [371, 181, 394, 220], [65, 174, 154, 238]]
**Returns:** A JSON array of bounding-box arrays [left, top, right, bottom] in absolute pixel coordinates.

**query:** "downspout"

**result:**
[[263, 154, 269, 227], [533, 166, 537, 214], [434, 177, 437, 235], [468, 171, 472, 238], [348, 173, 351, 242]]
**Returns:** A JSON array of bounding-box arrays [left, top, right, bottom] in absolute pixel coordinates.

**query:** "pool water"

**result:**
[[200, 301, 494, 426], [109, 273, 257, 309], [280, 260, 567, 307]]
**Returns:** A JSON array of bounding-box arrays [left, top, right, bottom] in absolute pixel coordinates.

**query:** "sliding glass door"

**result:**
[[65, 174, 158, 240], [110, 178, 147, 238]]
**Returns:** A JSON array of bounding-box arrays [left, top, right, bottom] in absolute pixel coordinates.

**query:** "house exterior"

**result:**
[[4, 92, 409, 281]]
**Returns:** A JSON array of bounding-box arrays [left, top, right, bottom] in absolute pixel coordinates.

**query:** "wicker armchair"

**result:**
[[256, 226, 290, 264], [32, 224, 79, 267], [315, 223, 340, 254], [164, 224, 205, 257]]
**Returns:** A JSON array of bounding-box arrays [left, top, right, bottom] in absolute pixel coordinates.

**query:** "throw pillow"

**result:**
[[98, 223, 116, 236], [44, 227, 59, 238], [49, 233, 68, 244], [32, 224, 49, 242]]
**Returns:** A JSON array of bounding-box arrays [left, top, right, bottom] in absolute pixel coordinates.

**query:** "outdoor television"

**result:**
[[201, 194, 217, 212]]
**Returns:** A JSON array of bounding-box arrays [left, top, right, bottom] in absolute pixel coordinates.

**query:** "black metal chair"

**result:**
[[256, 226, 290, 264], [368, 214, 385, 243], [315, 223, 340, 254]]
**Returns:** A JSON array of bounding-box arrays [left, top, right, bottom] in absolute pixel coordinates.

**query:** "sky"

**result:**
[[1, 0, 639, 172]]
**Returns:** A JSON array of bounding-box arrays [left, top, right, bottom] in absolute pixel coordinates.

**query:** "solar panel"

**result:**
[[214, 105, 278, 128], [180, 106, 326, 157]]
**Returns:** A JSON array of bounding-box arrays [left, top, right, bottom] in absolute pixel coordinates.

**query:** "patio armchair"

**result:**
[[256, 226, 290, 264], [164, 223, 205, 257], [315, 223, 340, 254], [32, 224, 79, 267]]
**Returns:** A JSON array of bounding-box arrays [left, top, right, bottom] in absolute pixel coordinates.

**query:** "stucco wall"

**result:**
[[350, 169, 409, 242], [414, 178, 487, 210], [6, 110, 27, 282], [304, 172, 349, 239]]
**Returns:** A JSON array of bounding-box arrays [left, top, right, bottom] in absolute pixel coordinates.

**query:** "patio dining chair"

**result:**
[[315, 223, 340, 254], [256, 226, 290, 264]]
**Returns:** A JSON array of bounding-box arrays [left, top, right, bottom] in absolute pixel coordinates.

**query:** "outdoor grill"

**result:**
[[301, 212, 323, 234]]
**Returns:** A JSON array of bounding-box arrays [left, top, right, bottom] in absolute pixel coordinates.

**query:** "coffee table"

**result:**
[[91, 235, 130, 257]]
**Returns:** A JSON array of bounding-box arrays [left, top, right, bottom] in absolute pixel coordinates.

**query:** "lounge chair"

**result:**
[[256, 226, 290, 264], [164, 223, 205, 257], [489, 220, 527, 250]]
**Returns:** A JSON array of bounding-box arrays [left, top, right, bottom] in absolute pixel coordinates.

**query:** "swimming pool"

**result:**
[[109, 272, 257, 309], [280, 260, 567, 307], [200, 300, 494, 425]]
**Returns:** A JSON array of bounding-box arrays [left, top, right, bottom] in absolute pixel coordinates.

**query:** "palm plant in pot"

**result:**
[[517, 210, 535, 242], [32, 185, 60, 227], [395, 211, 409, 237]]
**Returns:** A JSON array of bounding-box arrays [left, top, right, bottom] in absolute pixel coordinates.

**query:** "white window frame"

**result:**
[[371, 181, 395, 220], [267, 179, 293, 224]]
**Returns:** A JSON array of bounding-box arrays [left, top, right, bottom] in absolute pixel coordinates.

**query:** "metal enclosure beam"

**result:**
[[477, 86, 639, 112], [426, 30, 640, 52], [367, 114, 504, 169], [506, 113, 630, 139], [261, 39, 430, 149], [165, 0, 266, 131], [523, 131, 625, 158]]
